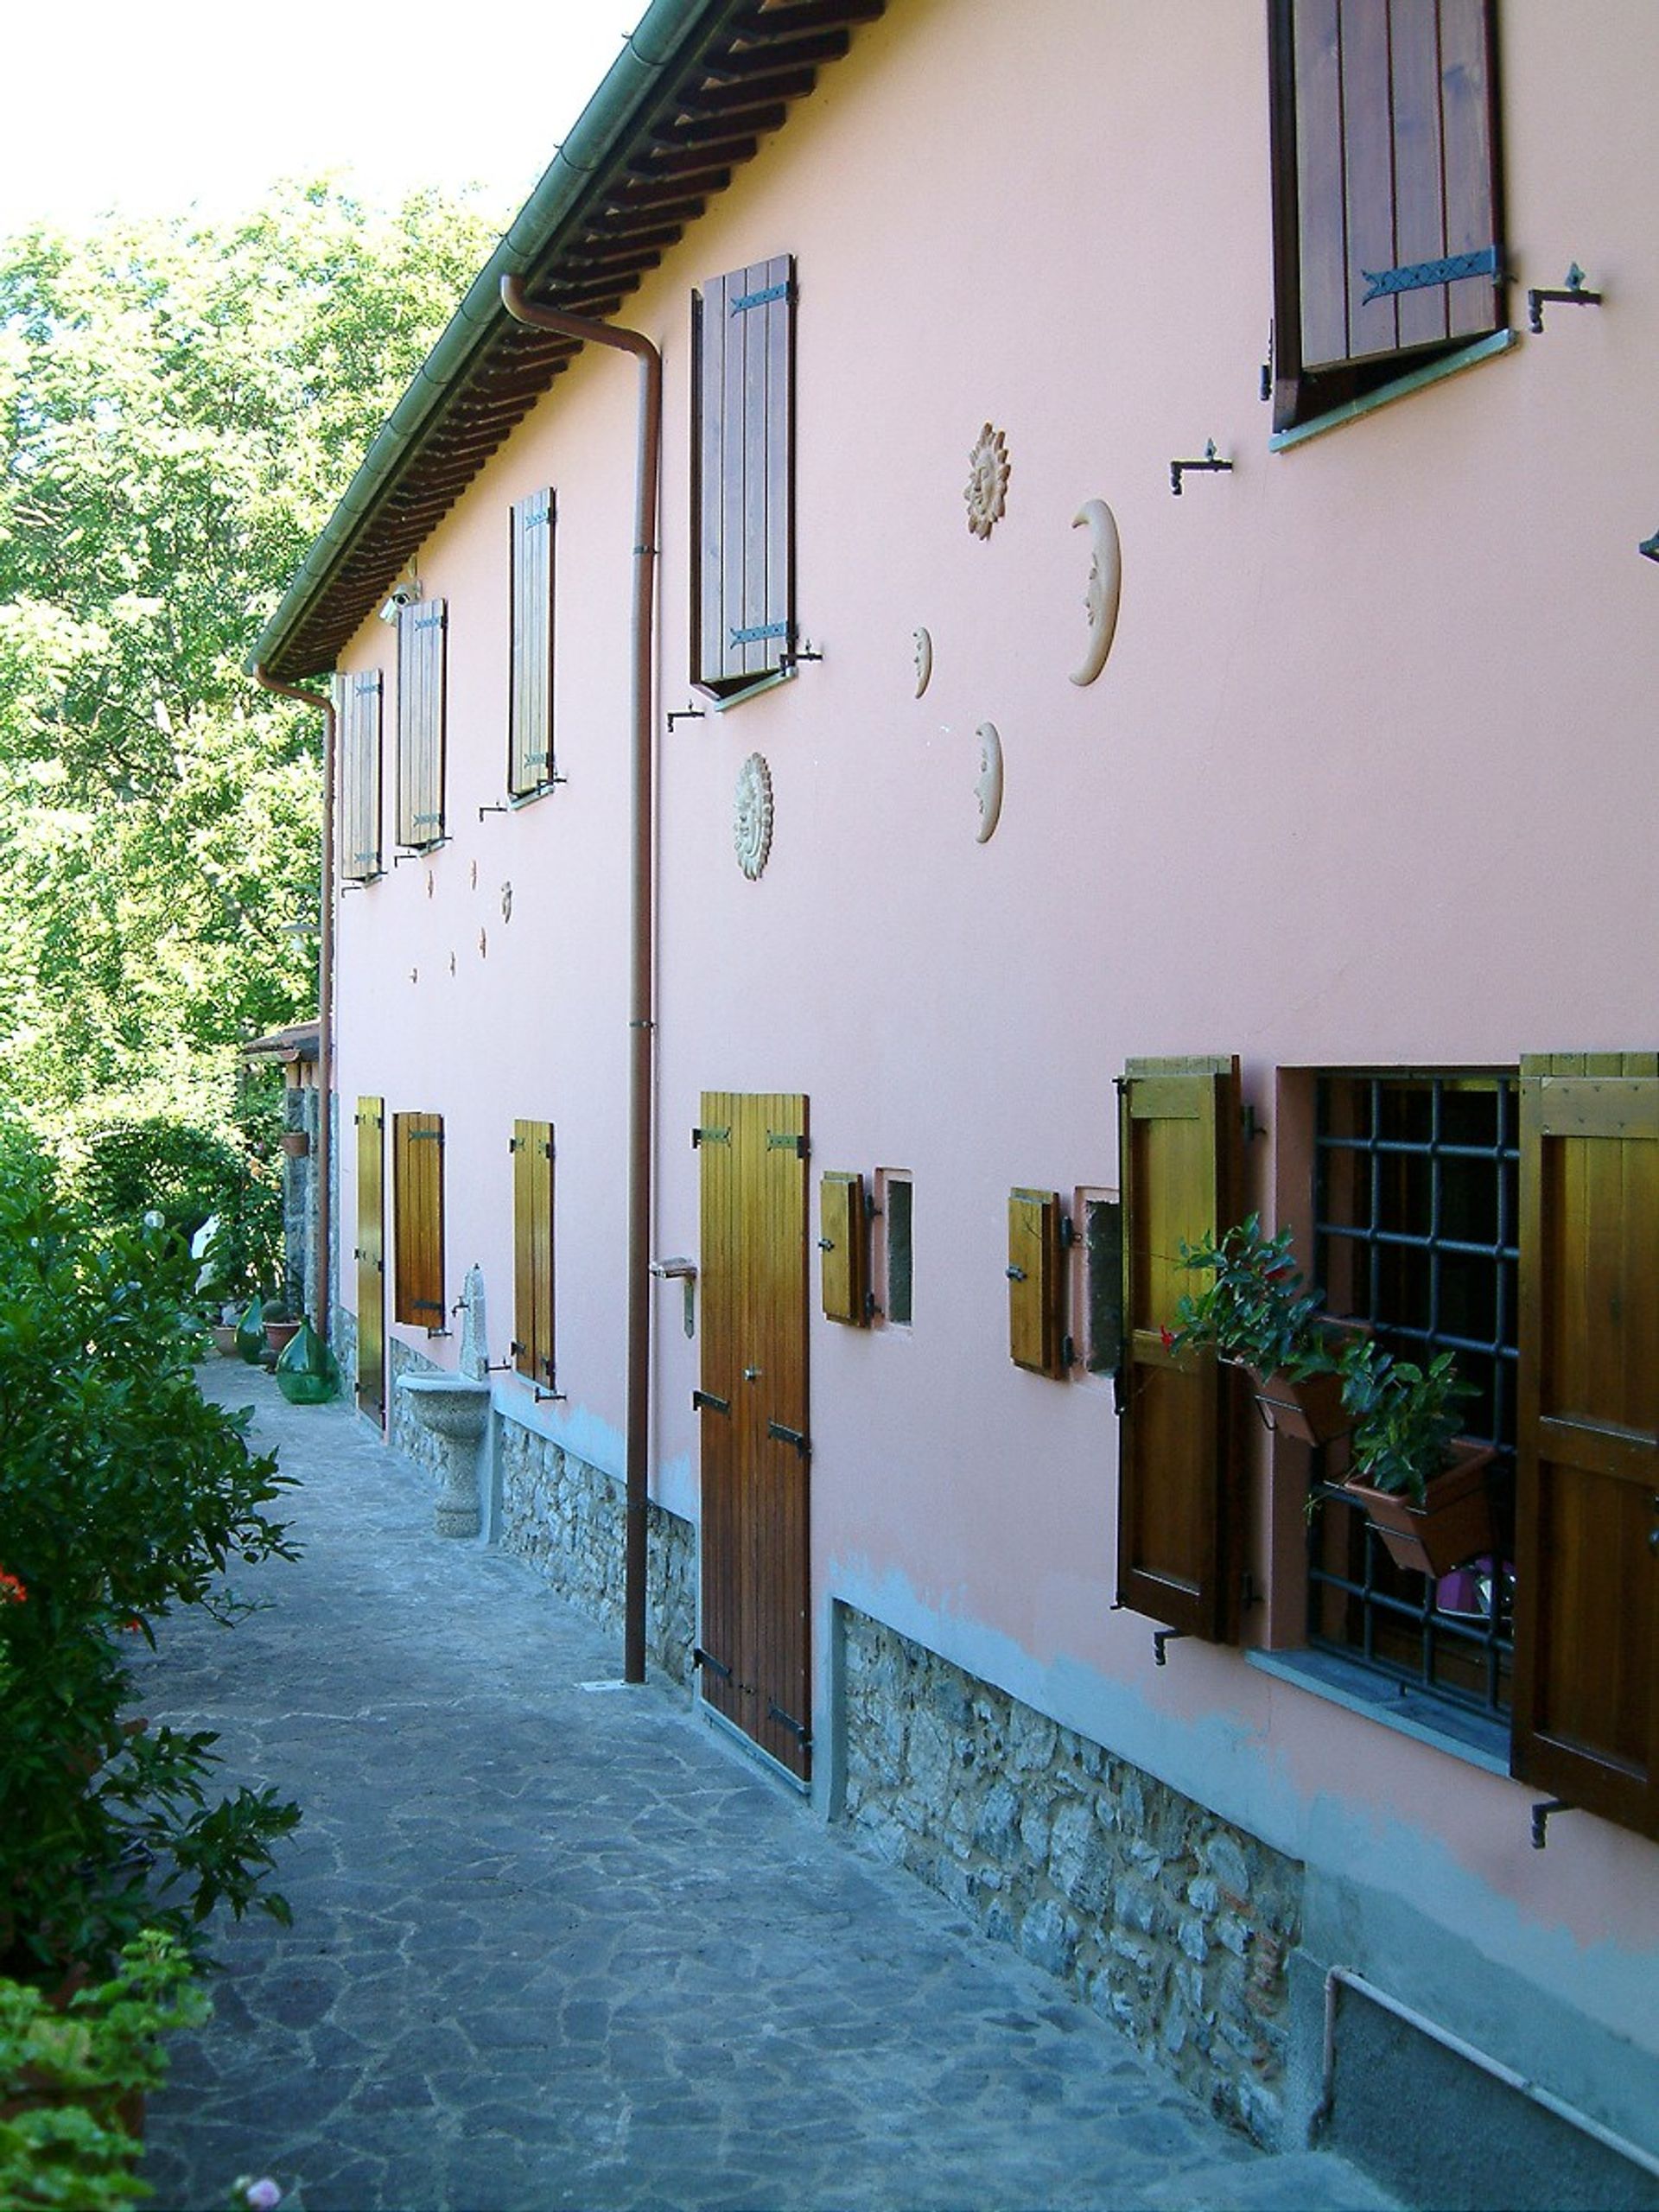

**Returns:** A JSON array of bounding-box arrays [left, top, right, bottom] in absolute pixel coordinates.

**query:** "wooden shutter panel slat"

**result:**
[[1117, 1058, 1243, 1642], [1292, 0, 1349, 373], [1338, 0, 1400, 365], [1513, 1065, 1659, 1840], [763, 253, 793, 671], [1386, 0, 1451, 352], [1438, 0, 1503, 342]]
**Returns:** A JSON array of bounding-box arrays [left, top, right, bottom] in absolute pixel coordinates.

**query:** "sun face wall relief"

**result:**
[[963, 424, 1010, 541], [734, 752, 774, 880]]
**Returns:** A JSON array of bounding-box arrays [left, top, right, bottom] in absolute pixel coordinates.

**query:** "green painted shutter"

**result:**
[[1512, 1055, 1659, 1840], [692, 257, 794, 696], [508, 492, 555, 798], [396, 599, 448, 849], [340, 671, 383, 882], [1117, 1058, 1243, 1641]]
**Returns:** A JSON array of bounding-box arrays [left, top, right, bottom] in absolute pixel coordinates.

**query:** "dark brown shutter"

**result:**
[[508, 493, 555, 798], [1512, 1056, 1659, 1841], [340, 671, 383, 883], [1008, 1188, 1065, 1377], [396, 599, 447, 848], [691, 256, 794, 696], [1271, 0, 1502, 424], [392, 1111, 445, 1328], [1117, 1058, 1243, 1641], [512, 1119, 555, 1385], [819, 1170, 867, 1325]]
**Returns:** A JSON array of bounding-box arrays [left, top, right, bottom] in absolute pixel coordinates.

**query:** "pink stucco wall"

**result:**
[[328, 0, 1659, 2072]]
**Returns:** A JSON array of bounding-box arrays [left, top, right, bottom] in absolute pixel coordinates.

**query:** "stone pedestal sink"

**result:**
[[396, 1374, 491, 1538]]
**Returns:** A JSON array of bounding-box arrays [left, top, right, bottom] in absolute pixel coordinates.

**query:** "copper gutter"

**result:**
[[251, 667, 337, 1356], [500, 272, 660, 1686]]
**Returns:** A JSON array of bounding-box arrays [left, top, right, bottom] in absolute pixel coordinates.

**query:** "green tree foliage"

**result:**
[[0, 180, 501, 1133]]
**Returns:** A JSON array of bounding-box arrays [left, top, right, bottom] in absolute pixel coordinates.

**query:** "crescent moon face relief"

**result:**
[[974, 721, 1004, 844], [912, 626, 933, 697], [1070, 498, 1122, 687]]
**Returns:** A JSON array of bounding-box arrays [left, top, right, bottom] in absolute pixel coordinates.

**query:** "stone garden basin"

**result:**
[[395, 1373, 491, 1443]]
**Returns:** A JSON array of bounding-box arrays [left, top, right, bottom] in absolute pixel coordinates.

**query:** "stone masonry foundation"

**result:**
[[499, 1418, 696, 1687], [840, 1606, 1303, 2148]]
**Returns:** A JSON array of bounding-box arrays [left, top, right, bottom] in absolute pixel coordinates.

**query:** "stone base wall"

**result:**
[[332, 1301, 358, 1405], [840, 1607, 1302, 2148], [499, 1417, 696, 1687]]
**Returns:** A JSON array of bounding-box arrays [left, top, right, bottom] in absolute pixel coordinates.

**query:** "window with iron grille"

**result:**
[[1310, 1071, 1517, 1721]]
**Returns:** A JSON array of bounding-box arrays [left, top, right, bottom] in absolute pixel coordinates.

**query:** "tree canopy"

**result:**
[[0, 180, 501, 1140]]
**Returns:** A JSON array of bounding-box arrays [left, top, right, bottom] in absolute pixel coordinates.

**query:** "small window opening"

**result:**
[[1081, 1193, 1123, 1378], [883, 1173, 913, 1329]]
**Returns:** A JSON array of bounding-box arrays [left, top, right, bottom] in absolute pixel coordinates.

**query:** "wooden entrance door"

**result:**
[[696, 1091, 811, 1781], [354, 1096, 386, 1426]]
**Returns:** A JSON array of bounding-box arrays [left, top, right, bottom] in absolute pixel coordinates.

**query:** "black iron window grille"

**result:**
[[1310, 1072, 1519, 1722]]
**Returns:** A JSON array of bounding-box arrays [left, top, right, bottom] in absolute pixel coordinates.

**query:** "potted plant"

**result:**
[[1335, 1340, 1496, 1576], [262, 1296, 302, 1358], [1167, 1216, 1351, 1445]]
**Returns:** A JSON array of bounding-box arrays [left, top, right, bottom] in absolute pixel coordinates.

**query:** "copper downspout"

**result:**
[[499, 272, 661, 1686], [251, 666, 336, 1356]]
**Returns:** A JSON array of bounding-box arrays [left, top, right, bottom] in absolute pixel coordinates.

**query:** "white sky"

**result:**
[[0, 1, 637, 234]]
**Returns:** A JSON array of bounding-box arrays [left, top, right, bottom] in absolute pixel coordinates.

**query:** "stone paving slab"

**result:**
[[139, 1367, 1398, 2212]]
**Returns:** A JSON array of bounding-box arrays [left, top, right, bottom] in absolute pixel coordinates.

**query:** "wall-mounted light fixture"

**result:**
[[377, 577, 422, 625], [1527, 263, 1603, 334]]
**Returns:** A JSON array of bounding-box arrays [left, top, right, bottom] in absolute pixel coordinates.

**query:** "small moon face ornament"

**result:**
[[1070, 499, 1122, 687], [912, 626, 933, 697], [974, 721, 1004, 844]]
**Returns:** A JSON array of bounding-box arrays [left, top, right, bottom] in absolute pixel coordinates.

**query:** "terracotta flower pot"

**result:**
[[264, 1319, 302, 1357], [208, 1324, 240, 1358], [1341, 1441, 1497, 1577], [1245, 1363, 1351, 1446], [280, 1129, 310, 1159]]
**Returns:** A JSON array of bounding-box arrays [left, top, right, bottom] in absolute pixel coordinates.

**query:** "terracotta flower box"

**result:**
[[1341, 1441, 1498, 1578]]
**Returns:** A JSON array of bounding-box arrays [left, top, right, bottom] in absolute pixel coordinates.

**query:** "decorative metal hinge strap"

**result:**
[[693, 1389, 731, 1416], [766, 1700, 811, 1747], [691, 1125, 730, 1148], [411, 1298, 445, 1316], [409, 1128, 444, 1142], [767, 1420, 810, 1458], [730, 282, 791, 313], [766, 1130, 809, 1157], [1360, 244, 1499, 304], [730, 620, 792, 646], [692, 1646, 733, 1681]]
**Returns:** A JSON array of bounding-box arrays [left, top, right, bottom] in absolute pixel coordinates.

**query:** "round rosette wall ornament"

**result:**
[[963, 423, 1010, 540], [734, 752, 774, 880]]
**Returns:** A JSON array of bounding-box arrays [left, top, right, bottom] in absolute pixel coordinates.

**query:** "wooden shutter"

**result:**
[[1270, 0, 1502, 424], [691, 256, 794, 696], [1512, 1056, 1659, 1840], [508, 492, 555, 798], [340, 671, 383, 883], [512, 1119, 555, 1386], [396, 598, 448, 848], [354, 1096, 385, 1421], [1118, 1058, 1243, 1641], [392, 1111, 445, 1328], [819, 1170, 867, 1325], [1008, 1188, 1065, 1377]]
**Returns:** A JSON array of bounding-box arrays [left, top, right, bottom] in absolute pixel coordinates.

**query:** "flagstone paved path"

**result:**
[[140, 1365, 1399, 2212]]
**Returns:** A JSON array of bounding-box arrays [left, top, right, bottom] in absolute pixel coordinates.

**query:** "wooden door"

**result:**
[[697, 1091, 810, 1781], [354, 1096, 385, 1425], [1513, 1057, 1659, 1839]]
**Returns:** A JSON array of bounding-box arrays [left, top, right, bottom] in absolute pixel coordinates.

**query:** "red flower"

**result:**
[[1160, 1325, 1177, 1352], [0, 1570, 26, 1606]]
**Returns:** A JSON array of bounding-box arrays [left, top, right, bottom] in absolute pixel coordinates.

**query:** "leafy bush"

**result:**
[[77, 1118, 245, 1247], [0, 1929, 209, 2210], [0, 1157, 301, 1979]]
